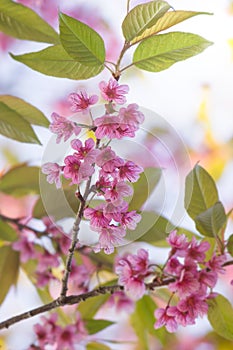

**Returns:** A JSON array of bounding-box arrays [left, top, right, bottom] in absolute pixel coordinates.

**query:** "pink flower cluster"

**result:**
[[114, 231, 227, 332], [42, 79, 144, 254], [29, 313, 87, 350], [154, 231, 226, 332], [115, 249, 153, 300]]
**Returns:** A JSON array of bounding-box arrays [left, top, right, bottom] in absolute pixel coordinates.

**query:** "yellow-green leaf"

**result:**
[[132, 11, 212, 44], [0, 95, 49, 128], [0, 245, 19, 305], [59, 13, 105, 66], [0, 220, 18, 242], [122, 0, 171, 42], [11, 45, 104, 80], [133, 32, 212, 72], [0, 0, 59, 44]]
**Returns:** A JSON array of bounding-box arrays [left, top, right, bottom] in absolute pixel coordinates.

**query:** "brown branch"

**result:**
[[59, 177, 92, 299], [0, 285, 123, 331], [0, 214, 48, 237]]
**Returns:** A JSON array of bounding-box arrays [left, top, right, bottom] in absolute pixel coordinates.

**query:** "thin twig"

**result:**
[[0, 214, 48, 237]]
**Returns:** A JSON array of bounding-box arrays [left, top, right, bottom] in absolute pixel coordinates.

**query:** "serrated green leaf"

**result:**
[[85, 319, 114, 335], [208, 295, 233, 341], [0, 0, 59, 44], [195, 201, 226, 237], [0, 245, 19, 304], [132, 11, 212, 44], [0, 95, 49, 128], [78, 294, 109, 319], [59, 13, 105, 66], [185, 165, 219, 220], [11, 45, 104, 80], [129, 167, 162, 211], [0, 102, 41, 144], [133, 32, 212, 72], [0, 220, 18, 242], [122, 0, 171, 42], [125, 211, 174, 244], [0, 165, 40, 196], [87, 343, 111, 350], [227, 234, 233, 257]]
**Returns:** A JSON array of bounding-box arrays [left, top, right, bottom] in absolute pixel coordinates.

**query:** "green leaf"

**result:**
[[132, 11, 212, 44], [0, 0, 59, 44], [0, 101, 41, 144], [125, 211, 174, 244], [129, 167, 162, 211], [0, 220, 18, 242], [0, 95, 49, 128], [0, 245, 19, 304], [11, 45, 104, 80], [85, 319, 114, 335], [59, 13, 105, 66], [78, 294, 110, 319], [227, 234, 233, 257], [87, 343, 111, 350], [195, 201, 227, 237], [185, 165, 219, 220], [131, 295, 168, 349], [133, 32, 212, 72], [208, 295, 233, 341], [0, 165, 40, 196], [122, 0, 171, 42]]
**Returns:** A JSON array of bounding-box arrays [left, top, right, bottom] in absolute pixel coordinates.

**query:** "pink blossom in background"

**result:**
[[12, 232, 36, 263], [154, 307, 178, 333], [68, 91, 98, 113], [99, 78, 129, 104], [0, 33, 15, 52], [106, 291, 135, 313], [49, 112, 81, 143], [17, 0, 58, 24], [41, 162, 63, 189]]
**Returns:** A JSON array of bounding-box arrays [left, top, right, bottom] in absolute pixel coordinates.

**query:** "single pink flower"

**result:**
[[49, 112, 81, 143], [94, 115, 121, 139], [95, 146, 117, 167], [177, 294, 208, 319], [68, 91, 98, 113], [71, 138, 99, 163], [84, 205, 110, 228], [104, 180, 133, 206], [99, 78, 129, 104], [198, 270, 218, 290], [121, 210, 141, 230], [167, 230, 189, 256], [118, 103, 145, 127], [41, 162, 62, 189], [118, 161, 143, 182], [94, 225, 126, 254], [165, 257, 183, 275], [187, 238, 210, 262], [205, 254, 226, 273], [63, 155, 94, 185], [169, 271, 200, 299], [154, 307, 178, 333]]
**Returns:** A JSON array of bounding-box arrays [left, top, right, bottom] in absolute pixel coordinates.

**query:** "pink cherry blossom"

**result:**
[[84, 205, 110, 228], [169, 271, 200, 299], [177, 294, 208, 319], [154, 307, 178, 333], [186, 237, 210, 262], [49, 112, 81, 143], [121, 210, 141, 230], [94, 115, 121, 139], [118, 161, 143, 182], [68, 91, 98, 113], [94, 225, 126, 254], [36, 250, 60, 272], [106, 291, 135, 313], [205, 254, 226, 273], [95, 147, 117, 167], [119, 103, 144, 124], [115, 249, 152, 299], [104, 180, 133, 206], [71, 138, 99, 163], [99, 78, 129, 104], [63, 155, 94, 185], [41, 162, 62, 189], [167, 230, 189, 256], [165, 257, 183, 275], [12, 233, 36, 262], [103, 202, 128, 222]]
